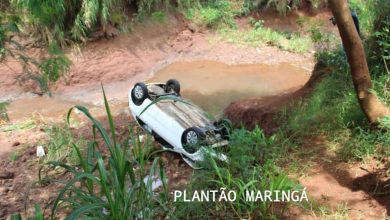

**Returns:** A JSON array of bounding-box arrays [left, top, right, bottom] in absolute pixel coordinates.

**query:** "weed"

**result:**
[[174, 127, 304, 219], [318, 203, 350, 220], [44, 123, 86, 165], [9, 151, 19, 161], [151, 11, 166, 23], [0, 102, 9, 123], [282, 48, 390, 161], [40, 88, 172, 219], [11, 204, 44, 220], [0, 119, 36, 132], [186, 1, 237, 29], [216, 27, 311, 53]]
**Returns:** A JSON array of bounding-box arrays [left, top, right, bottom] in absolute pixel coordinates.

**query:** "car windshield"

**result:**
[[156, 99, 212, 129]]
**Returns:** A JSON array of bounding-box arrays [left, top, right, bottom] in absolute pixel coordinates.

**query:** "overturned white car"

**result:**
[[128, 79, 229, 168]]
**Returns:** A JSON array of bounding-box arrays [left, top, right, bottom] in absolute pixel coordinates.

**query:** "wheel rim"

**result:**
[[134, 85, 144, 99], [186, 130, 198, 144]]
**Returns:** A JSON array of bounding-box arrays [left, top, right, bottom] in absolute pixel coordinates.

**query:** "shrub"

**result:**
[[243, 0, 327, 15], [187, 0, 237, 29]]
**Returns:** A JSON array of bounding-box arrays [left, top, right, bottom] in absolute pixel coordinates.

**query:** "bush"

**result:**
[[243, 0, 327, 15], [187, 0, 238, 29]]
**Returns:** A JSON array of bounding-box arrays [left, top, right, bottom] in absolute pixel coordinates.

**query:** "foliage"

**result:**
[[151, 11, 167, 23], [136, 0, 170, 18], [186, 0, 238, 29], [41, 88, 171, 219], [283, 48, 390, 161], [0, 118, 36, 132], [17, 43, 71, 95], [242, 0, 327, 15], [0, 102, 9, 123], [174, 127, 303, 219], [44, 123, 86, 165], [0, 11, 21, 61], [13, 0, 118, 44], [11, 0, 175, 43], [216, 25, 311, 53], [11, 204, 44, 220]]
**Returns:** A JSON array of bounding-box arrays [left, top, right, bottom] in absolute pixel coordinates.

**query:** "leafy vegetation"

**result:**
[[3, 0, 389, 219], [17, 43, 71, 95], [185, 1, 238, 29], [216, 24, 312, 53], [1, 12, 70, 95], [281, 0, 390, 161], [43, 123, 86, 165], [37, 89, 172, 219], [0, 102, 9, 124], [242, 0, 327, 16], [174, 127, 304, 219]]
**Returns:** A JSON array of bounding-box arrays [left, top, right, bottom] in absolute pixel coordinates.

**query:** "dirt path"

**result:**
[[293, 137, 389, 219]]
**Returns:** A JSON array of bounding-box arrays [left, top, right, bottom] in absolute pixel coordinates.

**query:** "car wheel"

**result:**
[[131, 83, 148, 106], [165, 79, 180, 95], [182, 127, 204, 153]]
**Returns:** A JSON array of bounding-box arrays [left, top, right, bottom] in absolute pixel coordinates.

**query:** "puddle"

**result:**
[[6, 96, 91, 122], [4, 60, 311, 121], [148, 60, 310, 114]]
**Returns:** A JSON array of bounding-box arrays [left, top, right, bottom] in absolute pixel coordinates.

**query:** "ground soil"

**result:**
[[0, 10, 388, 219]]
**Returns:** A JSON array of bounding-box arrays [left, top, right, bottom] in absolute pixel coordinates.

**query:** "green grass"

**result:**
[[185, 0, 238, 29], [0, 119, 36, 132], [9, 151, 19, 161], [0, 101, 9, 123], [215, 27, 312, 53], [281, 49, 390, 161], [151, 11, 167, 23], [43, 123, 86, 165], [174, 127, 305, 219], [317, 203, 350, 220]]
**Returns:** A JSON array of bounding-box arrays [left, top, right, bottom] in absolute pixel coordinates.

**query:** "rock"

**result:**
[[0, 186, 9, 195], [12, 142, 21, 147], [0, 171, 14, 179]]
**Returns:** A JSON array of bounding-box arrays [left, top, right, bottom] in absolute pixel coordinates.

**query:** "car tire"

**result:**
[[165, 79, 180, 95], [131, 83, 148, 106], [182, 127, 204, 154]]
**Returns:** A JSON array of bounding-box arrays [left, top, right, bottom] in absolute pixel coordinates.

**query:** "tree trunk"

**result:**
[[328, 0, 389, 124]]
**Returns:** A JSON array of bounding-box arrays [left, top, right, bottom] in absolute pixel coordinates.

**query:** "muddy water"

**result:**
[[5, 60, 310, 121], [6, 96, 91, 121], [148, 60, 310, 114]]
